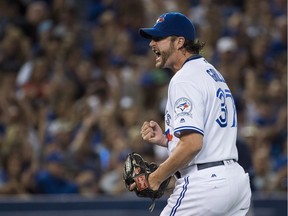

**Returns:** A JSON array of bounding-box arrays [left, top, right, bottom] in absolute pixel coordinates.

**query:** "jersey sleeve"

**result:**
[[169, 81, 205, 138]]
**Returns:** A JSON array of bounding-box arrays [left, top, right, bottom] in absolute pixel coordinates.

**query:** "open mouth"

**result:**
[[153, 48, 161, 61]]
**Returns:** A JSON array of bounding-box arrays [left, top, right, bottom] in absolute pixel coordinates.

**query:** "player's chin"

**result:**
[[155, 59, 164, 69]]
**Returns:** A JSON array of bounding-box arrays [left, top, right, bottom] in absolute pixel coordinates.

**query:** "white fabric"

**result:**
[[161, 162, 251, 216], [162, 56, 251, 215], [164, 56, 238, 164]]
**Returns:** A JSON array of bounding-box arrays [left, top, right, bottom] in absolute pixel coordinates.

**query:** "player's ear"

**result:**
[[176, 37, 185, 50]]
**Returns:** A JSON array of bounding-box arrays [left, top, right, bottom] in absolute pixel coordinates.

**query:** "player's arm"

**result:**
[[148, 131, 203, 190], [141, 121, 167, 147]]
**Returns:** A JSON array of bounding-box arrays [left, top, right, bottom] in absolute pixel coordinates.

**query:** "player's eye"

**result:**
[[152, 37, 166, 42]]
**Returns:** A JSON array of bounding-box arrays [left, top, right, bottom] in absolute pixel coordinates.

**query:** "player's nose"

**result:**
[[149, 40, 156, 47]]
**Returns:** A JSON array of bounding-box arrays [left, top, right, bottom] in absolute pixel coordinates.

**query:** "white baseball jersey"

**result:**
[[161, 55, 251, 216], [164, 55, 238, 165]]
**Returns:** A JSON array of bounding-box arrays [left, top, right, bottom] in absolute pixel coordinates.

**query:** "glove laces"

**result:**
[[149, 198, 156, 212]]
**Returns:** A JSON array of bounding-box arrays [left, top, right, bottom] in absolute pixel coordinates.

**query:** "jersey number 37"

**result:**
[[216, 88, 237, 128]]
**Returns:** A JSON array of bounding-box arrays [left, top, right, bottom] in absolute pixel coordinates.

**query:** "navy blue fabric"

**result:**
[[139, 12, 196, 40]]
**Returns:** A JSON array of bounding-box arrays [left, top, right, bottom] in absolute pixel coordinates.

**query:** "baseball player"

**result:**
[[139, 12, 252, 215]]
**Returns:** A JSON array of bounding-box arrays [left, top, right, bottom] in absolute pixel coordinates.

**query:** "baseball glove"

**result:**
[[123, 152, 171, 206]]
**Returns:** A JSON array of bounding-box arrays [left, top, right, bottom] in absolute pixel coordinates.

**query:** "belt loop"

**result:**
[[224, 159, 236, 165]]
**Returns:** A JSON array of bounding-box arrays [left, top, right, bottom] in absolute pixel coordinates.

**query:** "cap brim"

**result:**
[[139, 28, 170, 39]]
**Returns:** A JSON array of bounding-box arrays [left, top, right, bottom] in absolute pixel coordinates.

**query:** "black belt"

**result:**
[[175, 160, 236, 179], [197, 161, 224, 170]]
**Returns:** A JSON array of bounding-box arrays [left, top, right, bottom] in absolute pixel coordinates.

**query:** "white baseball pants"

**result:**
[[160, 161, 251, 216]]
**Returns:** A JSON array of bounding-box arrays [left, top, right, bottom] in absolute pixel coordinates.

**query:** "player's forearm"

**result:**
[[152, 142, 199, 182], [150, 133, 203, 186]]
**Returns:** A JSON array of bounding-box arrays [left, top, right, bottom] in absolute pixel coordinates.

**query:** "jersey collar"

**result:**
[[182, 54, 202, 66]]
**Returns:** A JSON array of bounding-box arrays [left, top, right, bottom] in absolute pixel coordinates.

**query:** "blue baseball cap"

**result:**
[[139, 12, 196, 40]]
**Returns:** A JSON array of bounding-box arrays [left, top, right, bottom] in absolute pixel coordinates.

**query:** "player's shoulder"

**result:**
[[173, 57, 210, 82]]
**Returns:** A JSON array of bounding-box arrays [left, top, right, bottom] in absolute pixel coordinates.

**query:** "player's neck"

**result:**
[[172, 53, 196, 73]]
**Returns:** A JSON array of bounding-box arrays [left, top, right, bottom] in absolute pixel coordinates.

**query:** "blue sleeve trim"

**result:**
[[174, 126, 204, 137]]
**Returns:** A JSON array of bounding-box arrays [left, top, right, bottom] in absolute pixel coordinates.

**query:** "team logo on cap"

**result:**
[[174, 97, 192, 117], [156, 17, 164, 24]]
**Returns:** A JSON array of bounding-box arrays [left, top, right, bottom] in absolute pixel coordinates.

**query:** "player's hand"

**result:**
[[140, 121, 167, 146], [128, 172, 160, 191]]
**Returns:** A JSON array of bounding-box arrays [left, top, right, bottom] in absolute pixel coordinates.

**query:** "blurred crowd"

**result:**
[[0, 0, 286, 197]]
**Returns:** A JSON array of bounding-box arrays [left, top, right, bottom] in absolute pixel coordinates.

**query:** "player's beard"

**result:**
[[155, 43, 176, 69]]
